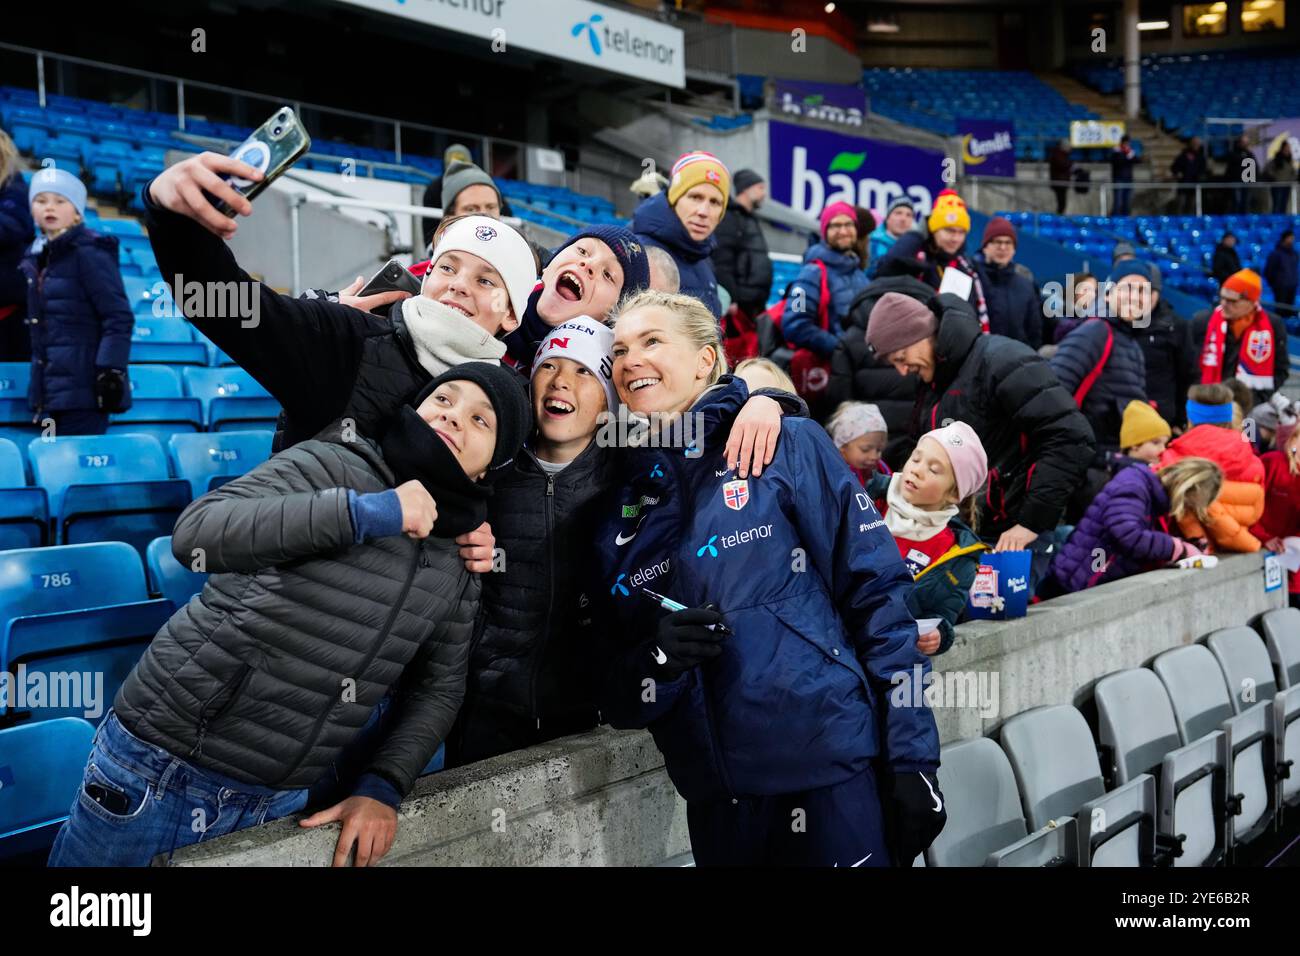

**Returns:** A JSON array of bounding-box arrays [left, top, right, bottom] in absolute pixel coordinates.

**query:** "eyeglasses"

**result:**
[[826, 222, 856, 232]]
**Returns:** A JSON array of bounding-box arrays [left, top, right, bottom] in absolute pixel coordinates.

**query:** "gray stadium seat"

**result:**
[[1207, 626, 1277, 713], [1095, 668, 1224, 866], [986, 816, 1079, 867], [999, 705, 1156, 866], [1260, 608, 1300, 689], [928, 738, 1028, 866], [1153, 644, 1274, 847]]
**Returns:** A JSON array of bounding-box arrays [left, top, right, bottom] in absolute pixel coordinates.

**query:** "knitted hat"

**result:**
[[1223, 268, 1262, 303], [532, 315, 617, 412], [441, 160, 501, 212], [981, 216, 1017, 249], [1108, 259, 1155, 284], [1112, 241, 1137, 263], [887, 196, 914, 217], [28, 166, 86, 217], [1120, 400, 1171, 450], [828, 403, 887, 448], [927, 189, 970, 234], [429, 216, 538, 321], [443, 143, 473, 166], [1247, 403, 1280, 432], [918, 420, 988, 501], [551, 226, 651, 296], [820, 201, 858, 239], [732, 168, 764, 194], [415, 362, 532, 479], [666, 151, 730, 213], [865, 291, 939, 357]]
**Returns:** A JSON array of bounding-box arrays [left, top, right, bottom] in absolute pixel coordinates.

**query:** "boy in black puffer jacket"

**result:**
[[49, 363, 530, 868]]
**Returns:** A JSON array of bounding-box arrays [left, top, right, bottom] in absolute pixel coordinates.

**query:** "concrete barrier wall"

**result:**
[[170, 553, 1282, 866]]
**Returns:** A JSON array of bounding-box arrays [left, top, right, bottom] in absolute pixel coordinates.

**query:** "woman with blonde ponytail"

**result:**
[[0, 130, 34, 360]]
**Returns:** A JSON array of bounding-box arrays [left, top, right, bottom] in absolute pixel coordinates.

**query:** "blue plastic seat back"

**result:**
[[0, 718, 96, 850], [0, 437, 26, 488], [28, 434, 170, 514], [146, 535, 208, 610], [127, 364, 183, 399], [132, 318, 192, 343], [167, 431, 272, 499], [181, 366, 270, 403], [0, 542, 147, 622]]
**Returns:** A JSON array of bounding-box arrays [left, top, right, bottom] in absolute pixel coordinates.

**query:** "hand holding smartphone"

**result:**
[[215, 106, 311, 216]]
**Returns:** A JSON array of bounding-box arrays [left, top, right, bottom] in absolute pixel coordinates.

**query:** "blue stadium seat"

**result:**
[[145, 535, 208, 610], [0, 718, 95, 860], [0, 363, 38, 452], [127, 364, 183, 399], [181, 367, 280, 431], [0, 437, 47, 550], [166, 430, 273, 499], [130, 318, 208, 366], [27, 435, 191, 556]]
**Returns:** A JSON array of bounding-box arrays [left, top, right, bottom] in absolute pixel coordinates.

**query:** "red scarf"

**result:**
[[1200, 306, 1274, 391]]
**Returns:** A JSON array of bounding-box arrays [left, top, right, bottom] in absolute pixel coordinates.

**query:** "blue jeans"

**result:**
[[48, 711, 308, 867]]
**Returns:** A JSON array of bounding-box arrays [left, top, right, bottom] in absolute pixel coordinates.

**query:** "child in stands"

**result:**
[[826, 401, 890, 487], [734, 357, 796, 395]]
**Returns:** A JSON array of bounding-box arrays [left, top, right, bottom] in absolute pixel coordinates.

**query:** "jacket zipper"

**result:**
[[273, 541, 423, 786], [527, 470, 557, 731], [189, 662, 254, 760]]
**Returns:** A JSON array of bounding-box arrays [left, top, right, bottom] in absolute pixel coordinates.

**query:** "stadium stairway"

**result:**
[[1037, 73, 1184, 175]]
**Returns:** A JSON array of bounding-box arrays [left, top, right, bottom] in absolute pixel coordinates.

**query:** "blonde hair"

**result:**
[[613, 289, 727, 386], [1157, 456, 1223, 524], [0, 131, 19, 186], [735, 357, 795, 394]]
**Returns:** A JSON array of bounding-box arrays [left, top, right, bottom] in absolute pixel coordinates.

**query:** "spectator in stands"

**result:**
[[419, 147, 513, 251], [1111, 240, 1162, 289], [632, 150, 729, 318], [867, 197, 915, 278], [1110, 135, 1140, 216], [1245, 402, 1279, 454], [1191, 267, 1289, 407], [1159, 383, 1266, 553], [420, 142, 473, 247], [1131, 264, 1196, 428], [783, 201, 870, 360], [878, 189, 988, 330], [829, 272, 930, 469], [976, 217, 1041, 349], [646, 245, 681, 294], [1212, 232, 1242, 287], [734, 356, 795, 394], [1051, 260, 1152, 456], [1222, 377, 1253, 428], [0, 131, 33, 362], [852, 206, 876, 270], [48, 362, 532, 867], [1049, 272, 1099, 347], [864, 421, 988, 656], [1265, 140, 1295, 215], [1264, 229, 1297, 310], [1252, 426, 1300, 606], [711, 168, 771, 320], [1224, 135, 1255, 215], [1043, 457, 1220, 596], [1119, 400, 1172, 466], [1171, 137, 1207, 215], [826, 400, 889, 486], [866, 291, 1095, 551], [1048, 139, 1073, 215], [592, 289, 944, 866], [20, 167, 132, 436]]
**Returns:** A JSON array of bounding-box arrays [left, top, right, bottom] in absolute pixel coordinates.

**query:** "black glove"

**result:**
[[881, 769, 947, 866], [648, 605, 727, 680], [94, 368, 128, 413]]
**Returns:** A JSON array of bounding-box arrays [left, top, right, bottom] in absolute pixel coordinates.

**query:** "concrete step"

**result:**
[[1037, 71, 1185, 176]]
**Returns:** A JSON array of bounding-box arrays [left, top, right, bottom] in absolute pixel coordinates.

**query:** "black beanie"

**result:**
[[414, 362, 532, 481], [732, 168, 764, 194]]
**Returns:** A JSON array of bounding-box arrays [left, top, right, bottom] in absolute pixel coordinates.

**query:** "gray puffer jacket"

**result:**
[[113, 423, 479, 796]]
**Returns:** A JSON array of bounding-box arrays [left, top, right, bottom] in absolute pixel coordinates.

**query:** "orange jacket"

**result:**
[[1159, 424, 1265, 552]]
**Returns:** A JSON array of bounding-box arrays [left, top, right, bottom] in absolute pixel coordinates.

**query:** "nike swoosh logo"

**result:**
[[615, 530, 637, 545], [922, 773, 943, 813], [652, 646, 668, 665], [851, 853, 873, 867]]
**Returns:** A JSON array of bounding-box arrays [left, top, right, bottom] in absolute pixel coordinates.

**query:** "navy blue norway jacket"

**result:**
[[632, 192, 722, 319], [20, 225, 133, 413], [589, 376, 939, 804], [0, 175, 35, 309], [1050, 314, 1147, 454], [783, 242, 870, 358]]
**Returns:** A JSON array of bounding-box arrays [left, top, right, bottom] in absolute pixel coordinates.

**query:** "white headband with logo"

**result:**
[[531, 316, 616, 411]]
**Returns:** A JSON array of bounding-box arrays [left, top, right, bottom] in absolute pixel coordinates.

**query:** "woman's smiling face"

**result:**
[[537, 238, 625, 327], [612, 304, 716, 417]]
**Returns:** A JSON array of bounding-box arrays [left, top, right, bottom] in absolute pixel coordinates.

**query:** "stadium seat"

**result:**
[[130, 318, 209, 366], [27, 434, 191, 557], [128, 364, 183, 399], [145, 535, 207, 610], [1260, 608, 1300, 689], [166, 431, 273, 499], [0, 436, 48, 550], [1095, 668, 1224, 866], [999, 704, 1157, 866], [181, 367, 280, 431], [0, 361, 36, 448], [928, 737, 1033, 866], [1153, 644, 1275, 848], [985, 817, 1079, 867], [0, 718, 95, 859]]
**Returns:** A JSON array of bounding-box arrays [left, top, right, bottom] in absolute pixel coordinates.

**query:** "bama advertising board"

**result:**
[[768, 121, 946, 217], [335, 0, 685, 88]]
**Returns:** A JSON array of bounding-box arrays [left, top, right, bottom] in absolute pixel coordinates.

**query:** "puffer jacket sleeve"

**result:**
[[78, 237, 135, 370], [785, 420, 939, 771], [170, 442, 356, 573], [783, 262, 840, 357], [1107, 473, 1178, 564], [365, 572, 480, 796], [1202, 482, 1264, 552]]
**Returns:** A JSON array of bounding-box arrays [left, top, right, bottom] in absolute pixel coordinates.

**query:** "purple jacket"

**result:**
[[1050, 464, 1176, 592]]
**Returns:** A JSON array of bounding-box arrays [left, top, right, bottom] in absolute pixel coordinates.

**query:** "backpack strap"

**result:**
[[1073, 319, 1114, 407], [814, 260, 831, 333]]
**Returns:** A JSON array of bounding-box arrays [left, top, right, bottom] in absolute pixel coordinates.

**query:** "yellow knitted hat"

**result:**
[[1120, 400, 1171, 450], [666, 151, 730, 214], [927, 189, 970, 234]]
